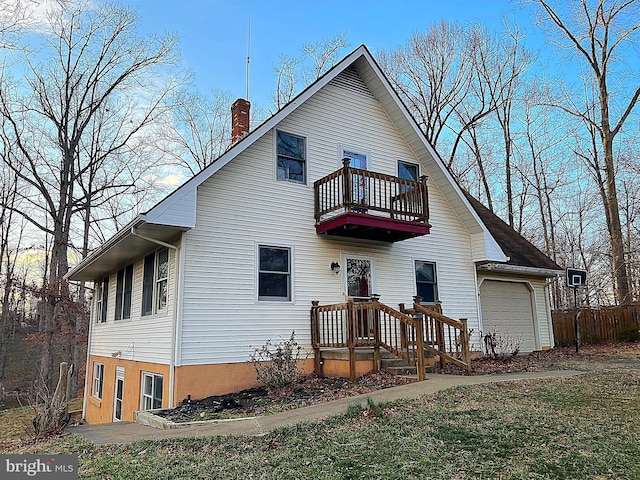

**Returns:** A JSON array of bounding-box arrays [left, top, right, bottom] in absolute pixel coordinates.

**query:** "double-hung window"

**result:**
[[415, 260, 438, 303], [258, 245, 291, 301], [142, 248, 169, 316], [92, 362, 104, 399], [95, 277, 109, 323], [115, 264, 134, 320], [276, 130, 306, 184], [141, 372, 163, 410]]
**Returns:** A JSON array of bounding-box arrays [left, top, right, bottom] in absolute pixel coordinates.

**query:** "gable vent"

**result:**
[[328, 66, 375, 99]]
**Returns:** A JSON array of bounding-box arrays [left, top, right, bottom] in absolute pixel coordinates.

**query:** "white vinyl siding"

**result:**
[[178, 69, 481, 365], [88, 243, 178, 365]]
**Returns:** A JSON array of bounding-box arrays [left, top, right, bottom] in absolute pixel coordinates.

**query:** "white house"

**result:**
[[66, 45, 561, 424]]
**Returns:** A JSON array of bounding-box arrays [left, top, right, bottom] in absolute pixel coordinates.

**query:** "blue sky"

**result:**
[[124, 0, 542, 110]]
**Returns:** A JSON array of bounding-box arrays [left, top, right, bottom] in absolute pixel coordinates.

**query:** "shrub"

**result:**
[[249, 332, 305, 397], [482, 328, 523, 359]]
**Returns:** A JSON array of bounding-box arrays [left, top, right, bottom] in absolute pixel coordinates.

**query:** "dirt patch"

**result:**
[[155, 372, 416, 423], [437, 341, 640, 375]]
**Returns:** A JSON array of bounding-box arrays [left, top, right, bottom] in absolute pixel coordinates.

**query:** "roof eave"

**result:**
[[477, 262, 563, 278]]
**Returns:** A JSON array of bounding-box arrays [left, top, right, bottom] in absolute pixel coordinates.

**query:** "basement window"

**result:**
[[92, 362, 104, 399], [141, 372, 163, 410]]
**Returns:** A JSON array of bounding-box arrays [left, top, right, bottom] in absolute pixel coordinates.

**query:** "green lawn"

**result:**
[[3, 370, 639, 479]]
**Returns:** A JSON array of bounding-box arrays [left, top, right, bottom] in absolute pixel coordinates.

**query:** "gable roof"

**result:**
[[67, 44, 511, 282], [464, 192, 562, 275]]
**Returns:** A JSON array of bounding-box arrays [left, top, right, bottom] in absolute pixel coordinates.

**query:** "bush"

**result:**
[[249, 332, 305, 397], [482, 328, 523, 359]]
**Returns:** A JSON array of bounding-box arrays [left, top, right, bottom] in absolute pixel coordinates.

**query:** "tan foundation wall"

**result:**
[[173, 359, 315, 403], [85, 356, 170, 424]]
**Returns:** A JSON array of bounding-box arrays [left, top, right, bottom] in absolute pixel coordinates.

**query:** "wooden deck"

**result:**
[[310, 299, 472, 381]]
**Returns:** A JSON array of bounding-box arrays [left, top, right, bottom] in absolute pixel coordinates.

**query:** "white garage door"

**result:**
[[480, 280, 538, 353]]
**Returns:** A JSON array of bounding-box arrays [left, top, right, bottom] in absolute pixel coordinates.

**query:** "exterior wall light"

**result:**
[[331, 262, 341, 274]]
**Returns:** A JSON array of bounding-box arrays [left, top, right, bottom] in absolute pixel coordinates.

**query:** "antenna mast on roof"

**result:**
[[246, 18, 251, 101]]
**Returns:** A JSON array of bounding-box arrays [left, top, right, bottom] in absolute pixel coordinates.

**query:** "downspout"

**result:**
[[544, 277, 556, 348], [82, 289, 95, 421], [131, 227, 180, 408]]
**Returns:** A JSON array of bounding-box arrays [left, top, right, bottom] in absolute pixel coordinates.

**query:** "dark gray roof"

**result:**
[[464, 192, 561, 271]]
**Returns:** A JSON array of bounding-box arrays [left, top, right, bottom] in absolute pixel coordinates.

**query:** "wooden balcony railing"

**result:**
[[314, 158, 430, 223]]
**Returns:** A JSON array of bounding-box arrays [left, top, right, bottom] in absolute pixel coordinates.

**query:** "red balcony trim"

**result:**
[[315, 212, 431, 236]]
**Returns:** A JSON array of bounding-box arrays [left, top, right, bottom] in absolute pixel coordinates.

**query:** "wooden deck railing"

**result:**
[[311, 298, 426, 381], [400, 303, 472, 374], [314, 158, 430, 223], [311, 298, 474, 380]]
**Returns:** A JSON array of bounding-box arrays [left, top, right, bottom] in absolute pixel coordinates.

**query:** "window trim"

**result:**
[[275, 129, 307, 185], [141, 372, 163, 411], [142, 248, 169, 316], [257, 244, 293, 302], [414, 259, 438, 304], [115, 264, 134, 321], [92, 362, 104, 399]]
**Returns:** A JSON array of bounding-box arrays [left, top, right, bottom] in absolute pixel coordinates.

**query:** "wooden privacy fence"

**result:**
[[552, 304, 640, 346]]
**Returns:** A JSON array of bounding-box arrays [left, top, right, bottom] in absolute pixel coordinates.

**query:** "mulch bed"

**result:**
[[155, 372, 415, 423]]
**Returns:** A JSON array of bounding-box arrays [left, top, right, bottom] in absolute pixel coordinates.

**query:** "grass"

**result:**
[[1, 350, 639, 479]]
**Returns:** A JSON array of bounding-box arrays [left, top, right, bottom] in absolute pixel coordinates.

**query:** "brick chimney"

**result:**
[[231, 98, 251, 144]]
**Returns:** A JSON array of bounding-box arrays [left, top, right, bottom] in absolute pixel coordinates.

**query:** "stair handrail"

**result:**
[[411, 303, 472, 375]]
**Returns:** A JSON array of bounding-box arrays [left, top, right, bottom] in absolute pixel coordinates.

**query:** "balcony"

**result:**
[[314, 159, 431, 242]]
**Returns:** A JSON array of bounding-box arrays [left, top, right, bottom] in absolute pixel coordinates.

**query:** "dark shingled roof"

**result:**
[[464, 191, 562, 271]]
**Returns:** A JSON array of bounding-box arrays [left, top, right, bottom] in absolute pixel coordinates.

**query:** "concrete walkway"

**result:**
[[68, 370, 583, 445]]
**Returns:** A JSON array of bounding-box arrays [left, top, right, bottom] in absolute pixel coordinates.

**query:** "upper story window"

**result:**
[[258, 245, 291, 301], [277, 130, 306, 184], [95, 276, 109, 323], [415, 260, 438, 304], [115, 264, 134, 320], [398, 160, 419, 181], [142, 248, 169, 316], [342, 149, 368, 170]]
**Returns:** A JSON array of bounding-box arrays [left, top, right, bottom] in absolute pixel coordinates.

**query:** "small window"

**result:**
[[398, 160, 419, 181], [277, 131, 306, 183], [415, 261, 438, 303], [95, 277, 109, 323], [115, 264, 134, 320], [92, 362, 104, 399], [141, 372, 163, 410], [142, 248, 169, 316], [258, 245, 291, 301]]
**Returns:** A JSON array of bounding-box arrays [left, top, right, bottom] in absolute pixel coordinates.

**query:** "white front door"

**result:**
[[113, 367, 124, 422]]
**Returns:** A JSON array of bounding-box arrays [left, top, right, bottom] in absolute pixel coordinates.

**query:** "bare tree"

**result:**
[[163, 89, 233, 175], [0, 2, 181, 385], [271, 33, 349, 112], [530, 0, 640, 304]]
